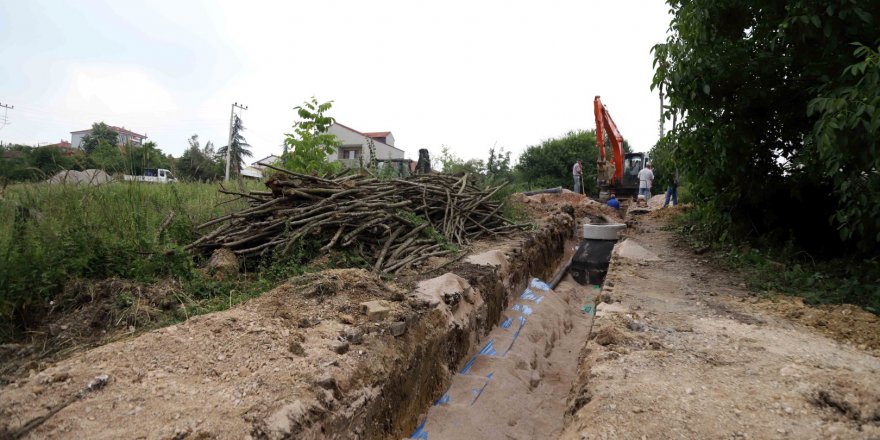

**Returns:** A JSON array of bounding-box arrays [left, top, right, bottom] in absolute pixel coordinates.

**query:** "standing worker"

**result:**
[[664, 169, 679, 207], [637, 163, 654, 205], [572, 159, 583, 194]]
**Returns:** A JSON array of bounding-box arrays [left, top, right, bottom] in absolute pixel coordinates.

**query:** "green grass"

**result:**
[[667, 206, 880, 313], [0, 180, 263, 339]]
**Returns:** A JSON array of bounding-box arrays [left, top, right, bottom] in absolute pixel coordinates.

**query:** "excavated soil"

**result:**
[[560, 213, 880, 440], [511, 189, 622, 222], [0, 213, 575, 440]]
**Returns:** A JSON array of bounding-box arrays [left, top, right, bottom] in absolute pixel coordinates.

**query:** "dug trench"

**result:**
[[0, 210, 579, 439]]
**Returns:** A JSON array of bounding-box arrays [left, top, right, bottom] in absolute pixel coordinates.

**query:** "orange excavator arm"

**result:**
[[593, 96, 624, 184]]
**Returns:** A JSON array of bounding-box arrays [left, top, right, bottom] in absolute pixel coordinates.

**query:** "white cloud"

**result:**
[[64, 64, 178, 117]]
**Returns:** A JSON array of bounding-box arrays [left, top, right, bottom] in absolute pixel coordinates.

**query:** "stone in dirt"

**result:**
[[288, 341, 305, 356], [264, 400, 309, 438], [207, 248, 239, 280], [614, 239, 660, 262], [465, 250, 509, 272], [595, 325, 628, 346], [343, 327, 364, 344], [390, 321, 407, 337], [360, 300, 392, 322], [330, 340, 349, 354]]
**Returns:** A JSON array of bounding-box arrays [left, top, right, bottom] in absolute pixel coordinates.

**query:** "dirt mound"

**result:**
[[511, 189, 621, 222], [614, 239, 660, 262], [47, 169, 113, 186], [753, 295, 880, 355], [647, 204, 687, 220], [647, 194, 666, 208]]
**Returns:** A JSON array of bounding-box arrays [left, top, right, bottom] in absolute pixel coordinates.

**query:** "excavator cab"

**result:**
[[619, 152, 647, 196]]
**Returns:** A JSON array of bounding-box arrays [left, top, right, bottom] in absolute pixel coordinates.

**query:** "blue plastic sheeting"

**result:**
[[479, 340, 497, 356], [511, 304, 533, 315], [503, 316, 527, 356], [410, 278, 550, 439], [520, 288, 545, 304], [411, 420, 429, 440], [530, 278, 551, 291]]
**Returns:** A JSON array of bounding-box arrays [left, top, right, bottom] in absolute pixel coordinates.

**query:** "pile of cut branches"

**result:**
[[186, 165, 524, 273]]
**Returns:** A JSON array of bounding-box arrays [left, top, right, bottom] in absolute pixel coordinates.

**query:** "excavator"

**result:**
[[593, 96, 647, 200]]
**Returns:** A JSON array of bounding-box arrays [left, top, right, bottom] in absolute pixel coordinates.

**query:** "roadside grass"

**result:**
[[0, 180, 270, 340], [668, 206, 880, 313]]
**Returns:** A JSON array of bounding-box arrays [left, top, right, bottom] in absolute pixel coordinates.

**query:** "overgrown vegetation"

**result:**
[[651, 0, 879, 307], [0, 181, 267, 340], [670, 208, 879, 312]]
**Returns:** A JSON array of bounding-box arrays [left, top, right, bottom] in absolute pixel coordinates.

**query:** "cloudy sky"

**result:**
[[0, 0, 672, 163]]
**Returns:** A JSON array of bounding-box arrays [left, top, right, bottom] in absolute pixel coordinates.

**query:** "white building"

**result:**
[[327, 123, 405, 167], [70, 125, 146, 150]]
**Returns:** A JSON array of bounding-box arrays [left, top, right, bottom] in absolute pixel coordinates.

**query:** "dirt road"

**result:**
[[561, 211, 880, 440]]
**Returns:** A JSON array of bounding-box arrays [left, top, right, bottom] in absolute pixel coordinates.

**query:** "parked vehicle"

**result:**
[[123, 168, 177, 183]]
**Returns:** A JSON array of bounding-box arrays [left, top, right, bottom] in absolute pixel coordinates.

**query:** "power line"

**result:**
[[0, 102, 14, 130], [225, 102, 248, 181]]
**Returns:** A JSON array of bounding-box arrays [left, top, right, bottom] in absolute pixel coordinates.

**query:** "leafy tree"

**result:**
[[218, 115, 253, 177], [176, 135, 223, 181], [282, 97, 342, 175], [516, 130, 601, 192], [652, 0, 880, 251], [486, 146, 512, 181], [808, 43, 880, 245], [80, 122, 119, 154], [90, 140, 127, 172], [435, 146, 485, 175]]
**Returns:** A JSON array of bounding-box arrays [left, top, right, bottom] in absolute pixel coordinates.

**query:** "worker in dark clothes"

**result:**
[[607, 193, 620, 210]]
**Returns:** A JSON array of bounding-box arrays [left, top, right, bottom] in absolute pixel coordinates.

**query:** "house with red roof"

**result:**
[[327, 123, 405, 166]]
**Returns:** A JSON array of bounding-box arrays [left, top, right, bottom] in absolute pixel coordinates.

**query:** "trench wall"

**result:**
[[272, 213, 575, 439]]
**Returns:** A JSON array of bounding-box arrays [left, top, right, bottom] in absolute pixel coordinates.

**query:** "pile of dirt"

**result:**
[[511, 189, 621, 221], [47, 169, 113, 186], [647, 194, 666, 208], [647, 204, 687, 220], [753, 295, 880, 355], [614, 239, 660, 262]]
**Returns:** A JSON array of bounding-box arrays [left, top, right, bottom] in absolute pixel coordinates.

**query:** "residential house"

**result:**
[[328, 123, 405, 167], [70, 125, 146, 150], [241, 154, 283, 179]]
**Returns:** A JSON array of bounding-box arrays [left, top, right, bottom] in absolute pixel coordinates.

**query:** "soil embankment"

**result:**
[[0, 212, 574, 440]]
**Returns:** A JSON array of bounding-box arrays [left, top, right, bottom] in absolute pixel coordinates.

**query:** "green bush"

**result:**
[[0, 181, 253, 338]]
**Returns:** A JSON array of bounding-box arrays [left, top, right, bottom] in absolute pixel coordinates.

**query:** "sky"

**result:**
[[0, 0, 673, 164]]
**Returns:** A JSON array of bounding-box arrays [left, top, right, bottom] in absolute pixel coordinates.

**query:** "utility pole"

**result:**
[[225, 102, 248, 181], [658, 89, 665, 139], [0, 102, 14, 130]]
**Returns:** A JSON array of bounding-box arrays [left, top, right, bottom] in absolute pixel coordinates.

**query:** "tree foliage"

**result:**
[[516, 130, 599, 192], [282, 97, 342, 175], [176, 135, 224, 181], [80, 122, 119, 154], [218, 115, 253, 177], [435, 146, 485, 175], [652, 0, 880, 251]]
